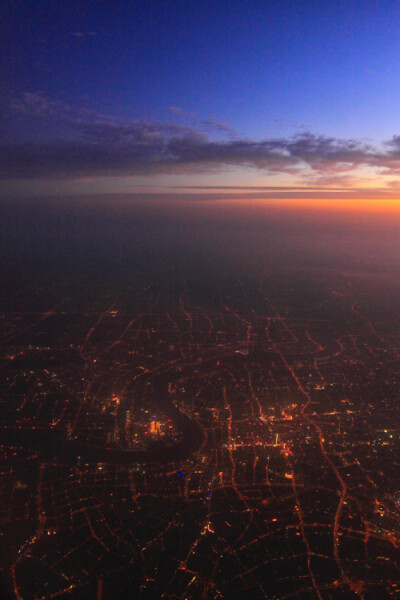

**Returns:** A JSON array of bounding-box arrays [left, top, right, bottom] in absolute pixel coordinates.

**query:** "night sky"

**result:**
[[3, 0, 400, 205]]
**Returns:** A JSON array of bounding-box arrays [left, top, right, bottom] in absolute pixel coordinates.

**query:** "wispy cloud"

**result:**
[[167, 105, 188, 117], [8, 92, 72, 119], [3, 92, 400, 184], [71, 31, 97, 38], [199, 119, 237, 138]]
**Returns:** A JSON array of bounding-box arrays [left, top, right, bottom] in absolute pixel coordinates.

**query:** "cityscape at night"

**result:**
[[3, 1, 400, 599], [2, 199, 400, 599]]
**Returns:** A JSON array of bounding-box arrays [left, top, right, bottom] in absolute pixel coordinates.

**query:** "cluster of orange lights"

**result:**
[[150, 420, 161, 434]]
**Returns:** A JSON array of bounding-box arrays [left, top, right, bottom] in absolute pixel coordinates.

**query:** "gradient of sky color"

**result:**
[[3, 0, 400, 203]]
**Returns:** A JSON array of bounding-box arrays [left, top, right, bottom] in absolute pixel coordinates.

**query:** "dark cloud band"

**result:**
[[2, 93, 400, 181]]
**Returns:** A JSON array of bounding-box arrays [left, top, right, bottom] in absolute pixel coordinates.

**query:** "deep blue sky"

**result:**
[[3, 0, 400, 200]]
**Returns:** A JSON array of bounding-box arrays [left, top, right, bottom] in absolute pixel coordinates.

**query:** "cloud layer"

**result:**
[[3, 92, 400, 183]]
